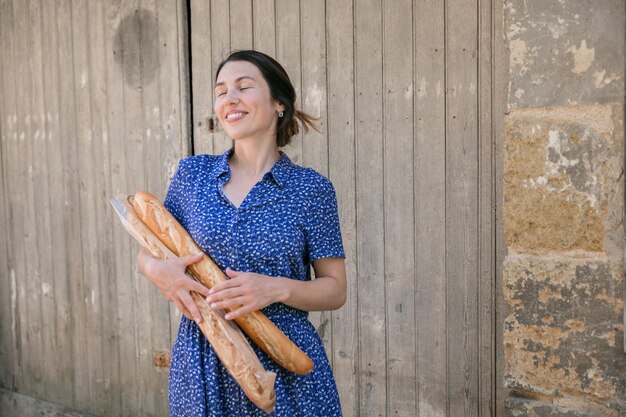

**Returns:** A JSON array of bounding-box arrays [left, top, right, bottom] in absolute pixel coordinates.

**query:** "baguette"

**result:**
[[130, 191, 315, 375], [111, 195, 276, 412]]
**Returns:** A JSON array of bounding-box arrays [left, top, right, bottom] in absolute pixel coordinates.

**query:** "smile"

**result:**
[[225, 112, 246, 122]]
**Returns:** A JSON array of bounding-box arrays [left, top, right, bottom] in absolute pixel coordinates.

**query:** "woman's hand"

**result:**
[[205, 268, 287, 320], [136, 247, 210, 323]]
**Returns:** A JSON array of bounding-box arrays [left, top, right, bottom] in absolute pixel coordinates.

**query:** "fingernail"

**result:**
[[210, 303, 218, 309], [224, 314, 232, 320]]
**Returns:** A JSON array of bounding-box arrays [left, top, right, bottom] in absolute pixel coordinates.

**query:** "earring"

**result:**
[[279, 111, 284, 118]]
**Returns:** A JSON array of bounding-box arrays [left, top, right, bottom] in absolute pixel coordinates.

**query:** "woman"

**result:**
[[137, 50, 347, 416]]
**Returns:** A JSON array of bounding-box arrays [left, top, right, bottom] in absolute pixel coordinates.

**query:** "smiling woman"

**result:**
[[214, 50, 319, 147], [136, 50, 347, 417]]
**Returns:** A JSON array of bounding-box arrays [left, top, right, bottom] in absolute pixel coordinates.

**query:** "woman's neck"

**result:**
[[230, 140, 280, 179]]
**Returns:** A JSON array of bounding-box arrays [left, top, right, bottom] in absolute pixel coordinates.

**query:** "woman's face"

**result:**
[[214, 60, 284, 143]]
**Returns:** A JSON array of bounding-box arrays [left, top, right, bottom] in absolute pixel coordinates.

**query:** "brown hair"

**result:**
[[215, 50, 320, 147]]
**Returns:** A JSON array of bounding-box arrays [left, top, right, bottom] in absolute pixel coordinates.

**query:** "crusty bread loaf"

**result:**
[[112, 195, 276, 412], [130, 191, 314, 375], [191, 293, 276, 412]]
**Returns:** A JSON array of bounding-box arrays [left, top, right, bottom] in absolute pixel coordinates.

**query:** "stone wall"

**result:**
[[502, 1, 625, 415]]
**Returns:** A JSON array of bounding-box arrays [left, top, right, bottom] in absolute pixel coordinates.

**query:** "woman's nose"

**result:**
[[223, 88, 239, 103]]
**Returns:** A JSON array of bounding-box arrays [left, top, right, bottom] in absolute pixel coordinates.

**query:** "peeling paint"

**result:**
[[568, 40, 594, 74], [41, 282, 52, 297], [592, 69, 619, 89]]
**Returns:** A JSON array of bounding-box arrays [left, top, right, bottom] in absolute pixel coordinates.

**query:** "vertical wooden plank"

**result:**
[[85, 0, 119, 410], [300, 0, 327, 172], [56, 0, 87, 408], [382, 0, 416, 415], [58, 0, 91, 408], [40, 0, 75, 405], [0, 90, 12, 389], [28, 0, 56, 402], [0, 0, 7, 389], [70, 0, 103, 409], [148, 0, 189, 411], [300, 0, 331, 352], [493, 0, 507, 415], [478, 0, 496, 415], [190, 1, 214, 155], [354, 0, 386, 415], [158, 0, 192, 355], [252, 0, 275, 56], [326, 0, 358, 415], [85, 2, 119, 410], [229, 0, 253, 50], [116, 1, 149, 413], [210, 0, 232, 154], [446, 0, 480, 414], [13, 0, 45, 398], [131, 1, 160, 414], [100, 1, 126, 413], [275, 0, 302, 164], [105, 0, 139, 412], [0, 0, 17, 392], [414, 0, 447, 415]]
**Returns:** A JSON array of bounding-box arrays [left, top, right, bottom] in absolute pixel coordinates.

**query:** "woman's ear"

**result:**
[[274, 101, 285, 114]]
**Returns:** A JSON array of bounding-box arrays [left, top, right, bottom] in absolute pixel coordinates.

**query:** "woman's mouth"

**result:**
[[225, 111, 247, 122]]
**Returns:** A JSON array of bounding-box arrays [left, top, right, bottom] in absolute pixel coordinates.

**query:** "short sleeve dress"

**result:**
[[164, 147, 345, 417]]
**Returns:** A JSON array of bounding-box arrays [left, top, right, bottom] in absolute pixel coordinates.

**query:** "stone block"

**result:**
[[506, 396, 599, 417], [503, 253, 625, 414], [505, 0, 624, 108], [503, 105, 621, 254]]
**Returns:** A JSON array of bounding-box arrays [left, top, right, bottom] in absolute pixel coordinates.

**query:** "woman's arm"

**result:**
[[205, 257, 347, 320]]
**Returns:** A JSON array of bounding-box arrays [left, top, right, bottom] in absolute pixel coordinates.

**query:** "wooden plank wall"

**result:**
[[0, 0, 189, 416], [0, 0, 499, 416], [190, 0, 497, 416]]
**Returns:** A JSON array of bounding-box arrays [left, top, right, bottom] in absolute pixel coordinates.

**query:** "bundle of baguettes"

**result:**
[[111, 195, 276, 413], [130, 191, 315, 375]]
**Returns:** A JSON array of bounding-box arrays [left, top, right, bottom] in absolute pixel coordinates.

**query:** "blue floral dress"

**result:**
[[164, 147, 345, 416]]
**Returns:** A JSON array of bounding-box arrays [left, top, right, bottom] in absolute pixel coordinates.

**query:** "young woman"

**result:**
[[137, 50, 347, 416]]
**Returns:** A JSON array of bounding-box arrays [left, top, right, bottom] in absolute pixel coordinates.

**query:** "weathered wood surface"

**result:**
[[0, 0, 499, 416], [0, 0, 189, 415], [190, 1, 498, 416]]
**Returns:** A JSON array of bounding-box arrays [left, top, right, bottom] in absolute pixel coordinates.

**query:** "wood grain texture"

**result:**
[[414, 0, 448, 414], [354, 0, 387, 415], [383, 0, 416, 415], [300, 0, 331, 354], [209, 0, 232, 154], [0, 0, 500, 415], [325, 1, 359, 416], [0, 0, 188, 414], [478, 0, 497, 415], [446, 0, 480, 413], [190, 0, 214, 155], [0, 0, 18, 394]]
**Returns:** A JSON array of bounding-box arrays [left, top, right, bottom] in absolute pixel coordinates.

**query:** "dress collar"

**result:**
[[207, 147, 292, 188]]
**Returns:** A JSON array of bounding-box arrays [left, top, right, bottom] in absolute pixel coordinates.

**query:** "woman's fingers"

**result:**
[[188, 279, 211, 298], [178, 288, 203, 323], [180, 252, 204, 267], [223, 304, 252, 321], [210, 294, 247, 311], [171, 297, 193, 321]]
